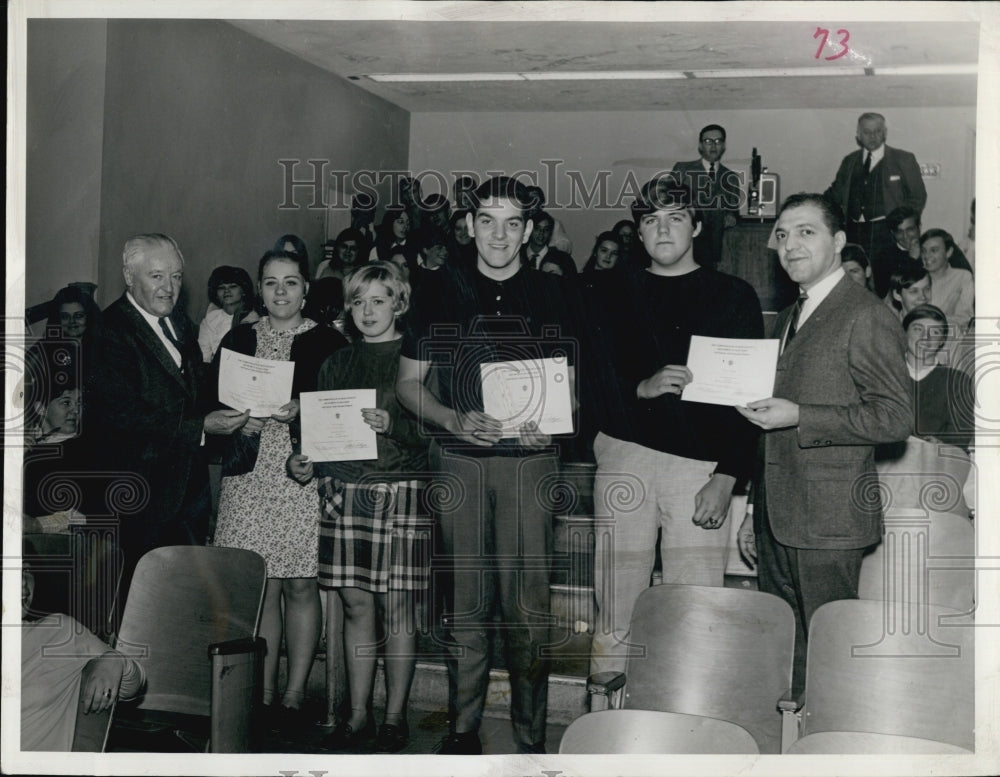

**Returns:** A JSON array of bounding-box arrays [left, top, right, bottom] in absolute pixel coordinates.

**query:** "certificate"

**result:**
[[681, 336, 779, 407], [480, 357, 573, 438], [299, 389, 378, 462], [217, 348, 295, 417]]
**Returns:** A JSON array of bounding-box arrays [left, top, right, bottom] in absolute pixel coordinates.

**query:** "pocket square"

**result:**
[[889, 175, 901, 181]]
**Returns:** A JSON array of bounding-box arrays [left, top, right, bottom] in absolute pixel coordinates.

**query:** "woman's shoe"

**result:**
[[320, 718, 377, 753], [374, 721, 409, 753]]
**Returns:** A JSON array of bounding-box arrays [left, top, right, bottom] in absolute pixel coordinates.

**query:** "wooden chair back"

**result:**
[[622, 584, 794, 754], [23, 530, 123, 643], [859, 510, 975, 614], [802, 599, 973, 751], [559, 709, 759, 754], [876, 439, 971, 515], [114, 546, 266, 717]]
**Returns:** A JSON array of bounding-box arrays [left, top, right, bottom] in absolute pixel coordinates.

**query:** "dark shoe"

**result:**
[[374, 721, 409, 753], [517, 740, 546, 754], [321, 718, 377, 753], [436, 731, 482, 755]]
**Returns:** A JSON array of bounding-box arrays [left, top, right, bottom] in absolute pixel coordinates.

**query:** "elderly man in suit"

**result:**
[[85, 234, 249, 575], [824, 113, 927, 298], [671, 124, 742, 268], [736, 194, 912, 693]]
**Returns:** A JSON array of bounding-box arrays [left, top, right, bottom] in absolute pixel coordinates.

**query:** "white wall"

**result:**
[[410, 107, 975, 265]]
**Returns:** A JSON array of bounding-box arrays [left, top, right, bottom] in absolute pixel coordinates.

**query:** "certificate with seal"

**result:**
[[217, 348, 295, 417], [299, 389, 378, 462], [480, 357, 573, 438], [681, 335, 779, 407]]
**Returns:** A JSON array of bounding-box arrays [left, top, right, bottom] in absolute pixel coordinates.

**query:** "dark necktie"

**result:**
[[158, 317, 185, 356], [862, 151, 871, 178], [783, 293, 808, 352], [709, 162, 717, 182]]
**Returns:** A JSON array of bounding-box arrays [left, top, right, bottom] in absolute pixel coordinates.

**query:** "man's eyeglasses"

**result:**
[[701, 138, 725, 146]]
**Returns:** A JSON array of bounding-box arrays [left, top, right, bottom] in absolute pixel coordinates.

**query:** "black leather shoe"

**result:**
[[374, 721, 409, 753], [436, 732, 482, 755], [321, 718, 376, 753]]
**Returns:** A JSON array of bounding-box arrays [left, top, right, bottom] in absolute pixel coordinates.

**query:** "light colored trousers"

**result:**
[[589, 432, 730, 676]]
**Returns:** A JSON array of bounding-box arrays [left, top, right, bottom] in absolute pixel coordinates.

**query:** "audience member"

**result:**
[[274, 233, 309, 265], [824, 113, 927, 297], [671, 123, 741, 268], [524, 184, 574, 254], [369, 206, 412, 263], [612, 219, 642, 270], [411, 225, 451, 294], [398, 176, 425, 233], [21, 540, 146, 751], [210, 249, 348, 728], [886, 264, 931, 321], [920, 228, 974, 333], [397, 176, 577, 755], [350, 193, 377, 256], [901, 304, 974, 452], [737, 193, 912, 694], [522, 210, 577, 275], [86, 234, 249, 578], [303, 276, 347, 338], [423, 193, 452, 232], [840, 243, 874, 291], [316, 227, 364, 281], [27, 285, 102, 395], [589, 178, 763, 676], [448, 209, 476, 265], [580, 231, 622, 275], [197, 266, 259, 362], [290, 262, 429, 754]]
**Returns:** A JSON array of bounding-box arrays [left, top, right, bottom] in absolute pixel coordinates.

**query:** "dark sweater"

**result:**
[[596, 266, 764, 482], [314, 338, 428, 483]]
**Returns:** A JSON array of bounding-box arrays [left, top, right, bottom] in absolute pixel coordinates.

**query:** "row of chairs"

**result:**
[[566, 501, 976, 755]]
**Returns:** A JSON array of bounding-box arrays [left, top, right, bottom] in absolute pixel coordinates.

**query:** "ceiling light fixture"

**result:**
[[366, 64, 976, 83]]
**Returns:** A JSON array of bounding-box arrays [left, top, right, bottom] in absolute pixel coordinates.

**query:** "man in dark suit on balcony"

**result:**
[[737, 194, 912, 693], [824, 113, 927, 297], [671, 124, 743, 268]]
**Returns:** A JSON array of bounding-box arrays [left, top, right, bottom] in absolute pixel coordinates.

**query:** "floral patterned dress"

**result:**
[[213, 318, 319, 578]]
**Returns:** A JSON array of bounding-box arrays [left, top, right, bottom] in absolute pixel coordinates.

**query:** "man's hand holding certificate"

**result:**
[[480, 357, 573, 438], [218, 348, 295, 417], [681, 336, 779, 407]]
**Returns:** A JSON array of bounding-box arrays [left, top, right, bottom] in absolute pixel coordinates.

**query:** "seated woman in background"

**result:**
[[886, 264, 931, 322], [304, 276, 348, 339], [840, 243, 874, 292], [197, 266, 259, 362], [920, 228, 974, 334], [289, 262, 429, 753], [21, 539, 145, 751], [581, 231, 622, 275], [369, 207, 411, 263], [27, 285, 102, 389], [316, 228, 364, 281], [902, 304, 974, 452], [612, 219, 641, 270], [210, 249, 348, 732]]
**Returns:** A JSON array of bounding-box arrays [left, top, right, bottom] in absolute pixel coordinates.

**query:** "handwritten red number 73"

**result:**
[[814, 27, 850, 61]]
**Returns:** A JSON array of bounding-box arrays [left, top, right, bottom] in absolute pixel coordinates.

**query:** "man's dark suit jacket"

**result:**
[[824, 145, 927, 218], [755, 275, 912, 550], [85, 294, 210, 555], [671, 160, 742, 265]]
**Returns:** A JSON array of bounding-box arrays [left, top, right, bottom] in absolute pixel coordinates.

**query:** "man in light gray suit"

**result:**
[[736, 193, 912, 692]]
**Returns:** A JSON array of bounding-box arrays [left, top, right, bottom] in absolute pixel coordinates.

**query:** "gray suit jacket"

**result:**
[[756, 275, 912, 550], [824, 145, 927, 217]]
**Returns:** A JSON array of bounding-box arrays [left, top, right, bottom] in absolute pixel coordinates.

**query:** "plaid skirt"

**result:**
[[318, 477, 432, 593]]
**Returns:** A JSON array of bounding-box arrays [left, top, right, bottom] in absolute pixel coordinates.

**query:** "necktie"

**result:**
[[530, 252, 540, 268], [862, 152, 871, 177], [158, 317, 184, 355], [783, 293, 808, 352], [709, 162, 717, 182]]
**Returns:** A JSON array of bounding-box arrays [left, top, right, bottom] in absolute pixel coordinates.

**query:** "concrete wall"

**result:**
[[95, 20, 410, 319], [409, 107, 976, 266], [25, 20, 108, 307]]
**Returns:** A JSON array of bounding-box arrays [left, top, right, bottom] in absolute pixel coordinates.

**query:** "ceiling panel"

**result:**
[[229, 20, 979, 112]]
